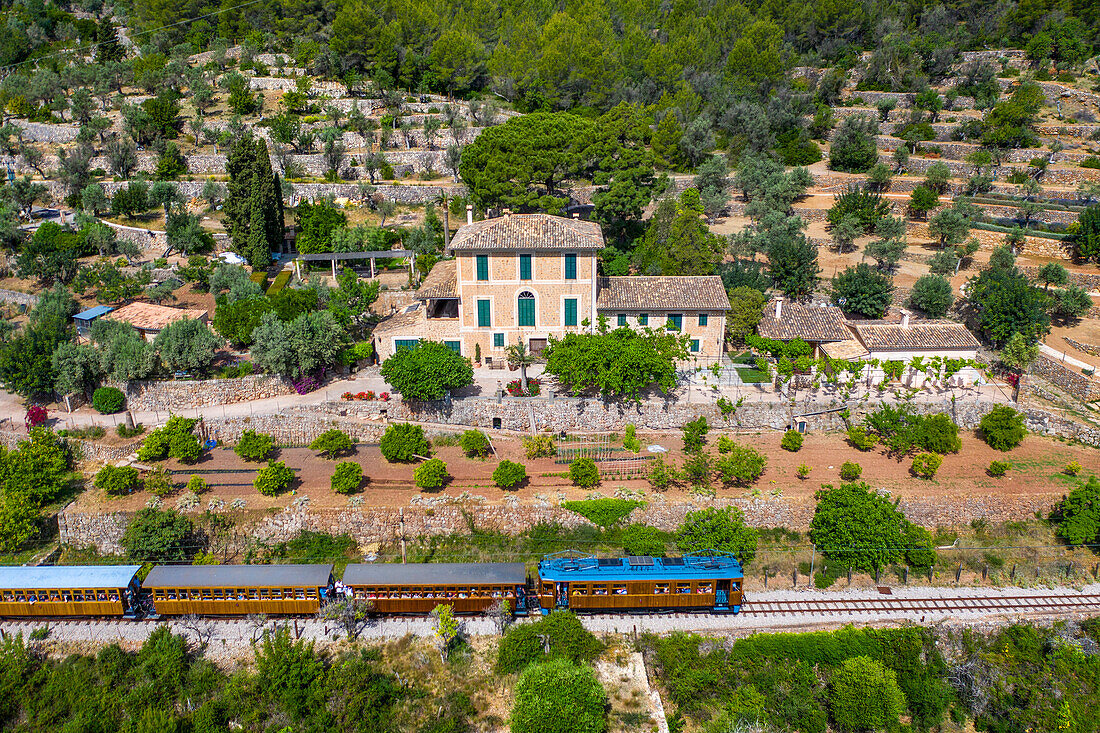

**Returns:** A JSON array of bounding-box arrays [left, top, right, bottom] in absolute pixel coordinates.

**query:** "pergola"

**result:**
[[293, 250, 416, 279]]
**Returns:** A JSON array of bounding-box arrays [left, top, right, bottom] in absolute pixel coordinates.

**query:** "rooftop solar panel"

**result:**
[[628, 556, 654, 567]]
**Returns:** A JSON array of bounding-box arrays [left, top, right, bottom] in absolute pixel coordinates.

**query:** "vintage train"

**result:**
[[0, 551, 744, 619]]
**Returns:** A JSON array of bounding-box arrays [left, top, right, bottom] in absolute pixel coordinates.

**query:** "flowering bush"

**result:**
[[25, 405, 48, 428], [292, 375, 321, 395], [342, 390, 391, 401], [507, 378, 541, 396]]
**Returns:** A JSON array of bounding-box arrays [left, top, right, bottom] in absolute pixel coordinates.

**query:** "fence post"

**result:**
[[928, 565, 933, 582], [1011, 564, 1016, 580], [763, 572, 767, 589], [982, 565, 988, 581], [792, 569, 797, 587], [903, 566, 908, 585], [955, 564, 962, 583], [847, 567, 852, 585]]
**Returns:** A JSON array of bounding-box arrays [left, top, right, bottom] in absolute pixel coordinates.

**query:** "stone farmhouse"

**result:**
[[373, 213, 730, 363], [758, 298, 982, 386]]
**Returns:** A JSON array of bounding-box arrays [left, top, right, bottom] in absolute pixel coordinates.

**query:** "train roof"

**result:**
[[0, 565, 141, 589], [343, 563, 527, 586], [538, 553, 744, 582], [143, 564, 333, 589]]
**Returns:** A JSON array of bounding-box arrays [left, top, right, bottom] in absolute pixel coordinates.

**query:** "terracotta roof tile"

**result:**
[[103, 302, 208, 332], [416, 259, 457, 299], [756, 300, 851, 342], [449, 214, 604, 251], [596, 276, 730, 311], [851, 320, 980, 351]]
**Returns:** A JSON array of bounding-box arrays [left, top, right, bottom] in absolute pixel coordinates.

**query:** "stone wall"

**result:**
[[1063, 337, 1100, 357], [0, 428, 141, 464], [11, 118, 80, 143], [0, 288, 39, 307], [54, 488, 1058, 555], [114, 374, 296, 411], [1021, 266, 1100, 291], [1030, 355, 1100, 402]]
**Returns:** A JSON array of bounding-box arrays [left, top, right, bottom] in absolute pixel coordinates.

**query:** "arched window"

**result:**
[[517, 291, 535, 327]]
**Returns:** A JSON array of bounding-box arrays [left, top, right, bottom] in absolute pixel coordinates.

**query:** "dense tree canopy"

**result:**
[[380, 341, 474, 401], [545, 326, 689, 401]]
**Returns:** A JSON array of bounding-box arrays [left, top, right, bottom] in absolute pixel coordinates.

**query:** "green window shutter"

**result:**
[[617, 314, 627, 327], [564, 299, 578, 326], [476, 255, 488, 281], [564, 254, 577, 280], [477, 299, 491, 327], [395, 339, 419, 351], [698, 313, 708, 326], [518, 296, 535, 327], [493, 333, 504, 348], [638, 313, 648, 325], [667, 314, 682, 331], [519, 254, 532, 280], [690, 339, 700, 352]]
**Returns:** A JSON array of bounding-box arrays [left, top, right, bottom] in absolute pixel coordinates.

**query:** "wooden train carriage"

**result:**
[[0, 565, 142, 618], [536, 552, 744, 614], [342, 563, 530, 615], [143, 564, 333, 616]]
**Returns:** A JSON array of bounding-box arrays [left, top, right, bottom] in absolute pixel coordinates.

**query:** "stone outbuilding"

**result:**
[[755, 298, 851, 357]]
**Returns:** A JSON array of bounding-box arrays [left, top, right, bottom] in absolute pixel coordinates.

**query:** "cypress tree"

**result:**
[[225, 135, 284, 268]]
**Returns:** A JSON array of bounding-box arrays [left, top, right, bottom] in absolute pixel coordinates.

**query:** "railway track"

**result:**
[[740, 593, 1100, 617]]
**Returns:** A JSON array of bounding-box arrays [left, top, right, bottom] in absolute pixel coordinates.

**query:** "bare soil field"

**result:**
[[74, 431, 1100, 520]]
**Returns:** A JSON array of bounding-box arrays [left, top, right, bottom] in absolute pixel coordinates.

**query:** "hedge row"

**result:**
[[971, 221, 1074, 241]]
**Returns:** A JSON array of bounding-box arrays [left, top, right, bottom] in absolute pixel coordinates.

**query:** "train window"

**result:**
[[612, 585, 627, 595], [295, 589, 306, 600], [248, 589, 259, 600], [697, 583, 713, 594], [654, 584, 669, 595], [593, 584, 608, 596], [284, 588, 294, 599], [50, 591, 61, 601], [676, 583, 691, 594], [733, 582, 741, 592], [571, 586, 587, 596]]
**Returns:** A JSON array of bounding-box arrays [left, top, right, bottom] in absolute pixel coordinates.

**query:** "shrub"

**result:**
[[492, 460, 527, 489], [137, 416, 199, 462], [460, 430, 491, 458], [569, 457, 600, 488], [561, 498, 643, 528], [797, 463, 811, 479], [1065, 461, 1081, 476], [682, 416, 709, 452], [95, 465, 139, 496], [309, 429, 354, 459], [1050, 475, 1100, 546], [497, 611, 604, 674], [255, 460, 294, 495], [330, 461, 362, 494], [716, 435, 735, 453], [414, 458, 449, 489], [235, 430, 275, 461], [623, 424, 641, 453], [781, 429, 803, 451], [715, 444, 767, 486], [846, 426, 877, 451], [840, 461, 862, 480], [144, 466, 175, 497], [186, 475, 209, 494], [380, 423, 431, 462], [620, 523, 666, 556], [829, 656, 906, 733], [168, 432, 202, 463], [510, 659, 607, 733], [676, 506, 758, 562], [988, 460, 1010, 477], [121, 508, 193, 562], [911, 452, 943, 479], [92, 386, 125, 414], [117, 423, 145, 439], [523, 434, 556, 458], [648, 456, 676, 490], [979, 405, 1026, 451]]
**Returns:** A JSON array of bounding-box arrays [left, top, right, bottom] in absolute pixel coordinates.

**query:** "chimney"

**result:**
[[466, 205, 473, 225], [572, 212, 579, 219], [503, 208, 511, 219], [774, 298, 783, 320], [901, 309, 911, 328]]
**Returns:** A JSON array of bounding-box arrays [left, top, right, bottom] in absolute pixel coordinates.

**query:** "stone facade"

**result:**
[[0, 288, 39, 307], [1030, 355, 1100, 402], [112, 375, 296, 411]]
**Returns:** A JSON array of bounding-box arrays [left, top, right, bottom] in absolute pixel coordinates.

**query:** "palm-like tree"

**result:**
[[506, 341, 536, 394]]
